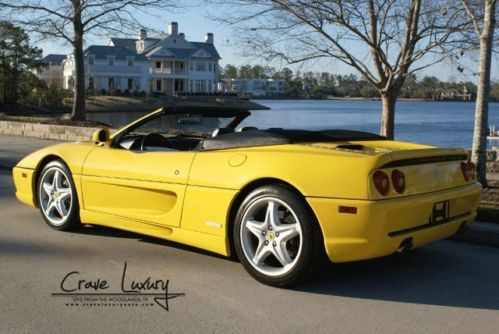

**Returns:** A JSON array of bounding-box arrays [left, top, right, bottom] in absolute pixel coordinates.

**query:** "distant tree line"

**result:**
[[220, 64, 499, 101]]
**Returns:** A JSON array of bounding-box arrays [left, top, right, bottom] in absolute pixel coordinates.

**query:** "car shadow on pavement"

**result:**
[[298, 243, 499, 311]]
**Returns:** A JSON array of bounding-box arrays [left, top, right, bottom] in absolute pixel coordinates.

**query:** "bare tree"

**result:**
[[461, 0, 497, 187], [213, 0, 469, 139], [0, 0, 180, 120]]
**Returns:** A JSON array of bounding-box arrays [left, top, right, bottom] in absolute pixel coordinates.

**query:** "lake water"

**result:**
[[87, 99, 499, 149]]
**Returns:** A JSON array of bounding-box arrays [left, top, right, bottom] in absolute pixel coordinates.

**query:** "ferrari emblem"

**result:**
[[266, 231, 276, 241]]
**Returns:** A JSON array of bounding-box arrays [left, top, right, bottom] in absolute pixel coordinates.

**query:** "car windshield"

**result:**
[[129, 113, 236, 137]]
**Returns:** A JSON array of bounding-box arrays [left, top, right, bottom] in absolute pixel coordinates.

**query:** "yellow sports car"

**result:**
[[13, 106, 481, 287]]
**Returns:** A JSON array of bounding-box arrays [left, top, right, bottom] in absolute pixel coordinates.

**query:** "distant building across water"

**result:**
[[440, 86, 473, 101], [221, 79, 285, 97], [38, 22, 221, 96]]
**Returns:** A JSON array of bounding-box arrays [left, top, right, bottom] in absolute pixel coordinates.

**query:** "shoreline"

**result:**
[[252, 96, 499, 103]]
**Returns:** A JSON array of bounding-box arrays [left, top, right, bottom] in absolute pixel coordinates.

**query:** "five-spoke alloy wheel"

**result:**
[[37, 160, 80, 230], [234, 185, 323, 287]]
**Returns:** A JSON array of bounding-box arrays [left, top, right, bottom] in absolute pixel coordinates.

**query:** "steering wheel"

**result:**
[[140, 133, 169, 151]]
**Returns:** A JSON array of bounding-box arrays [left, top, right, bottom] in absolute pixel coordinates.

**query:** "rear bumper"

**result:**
[[307, 183, 481, 262]]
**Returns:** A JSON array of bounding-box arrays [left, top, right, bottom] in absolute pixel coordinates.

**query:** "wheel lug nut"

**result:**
[[264, 240, 269, 245], [275, 232, 279, 237], [268, 226, 272, 230], [262, 231, 266, 236], [272, 241, 277, 247]]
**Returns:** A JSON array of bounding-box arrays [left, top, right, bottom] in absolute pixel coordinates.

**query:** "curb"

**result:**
[[0, 120, 102, 142], [477, 206, 499, 223]]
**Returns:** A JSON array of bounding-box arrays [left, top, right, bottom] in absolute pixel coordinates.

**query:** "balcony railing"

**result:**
[[150, 68, 186, 75], [151, 68, 172, 74]]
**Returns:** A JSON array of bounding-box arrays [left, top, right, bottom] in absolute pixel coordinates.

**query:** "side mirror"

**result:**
[[91, 128, 110, 143]]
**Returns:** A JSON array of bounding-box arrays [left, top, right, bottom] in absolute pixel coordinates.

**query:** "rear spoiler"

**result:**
[[381, 154, 468, 168]]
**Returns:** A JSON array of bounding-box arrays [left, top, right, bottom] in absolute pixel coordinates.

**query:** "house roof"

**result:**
[[110, 36, 221, 60], [190, 42, 221, 59], [84, 45, 148, 61], [146, 42, 220, 60], [42, 54, 66, 65], [109, 38, 137, 50]]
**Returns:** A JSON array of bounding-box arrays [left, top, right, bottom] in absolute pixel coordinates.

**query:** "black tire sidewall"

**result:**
[[233, 185, 322, 287], [37, 160, 80, 231]]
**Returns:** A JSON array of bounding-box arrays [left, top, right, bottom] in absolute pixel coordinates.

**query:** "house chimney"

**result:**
[[205, 32, 214, 44], [179, 32, 185, 39], [138, 28, 147, 40], [168, 22, 178, 35]]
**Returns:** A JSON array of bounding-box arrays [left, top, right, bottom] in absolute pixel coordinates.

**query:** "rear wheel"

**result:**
[[37, 160, 80, 231], [234, 185, 323, 287]]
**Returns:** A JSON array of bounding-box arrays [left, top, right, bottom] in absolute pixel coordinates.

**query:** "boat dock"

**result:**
[[488, 125, 499, 141], [489, 125, 499, 150]]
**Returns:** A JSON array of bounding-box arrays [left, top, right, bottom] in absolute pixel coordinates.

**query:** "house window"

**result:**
[[196, 80, 206, 92], [108, 56, 114, 66], [213, 63, 217, 72], [128, 78, 133, 90], [208, 63, 212, 72], [156, 80, 162, 91], [189, 80, 193, 92], [155, 61, 161, 69], [108, 78, 115, 89], [189, 62, 193, 71], [196, 62, 206, 71], [88, 77, 94, 89], [127, 57, 134, 66], [88, 56, 94, 65]]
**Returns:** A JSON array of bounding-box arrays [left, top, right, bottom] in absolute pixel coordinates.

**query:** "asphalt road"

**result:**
[[1, 170, 499, 334]]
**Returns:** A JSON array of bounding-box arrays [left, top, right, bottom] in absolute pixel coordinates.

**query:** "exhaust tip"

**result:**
[[396, 237, 413, 254]]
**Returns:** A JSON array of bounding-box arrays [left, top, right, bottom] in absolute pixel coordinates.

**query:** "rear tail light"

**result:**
[[391, 169, 406, 193], [373, 171, 390, 195], [461, 161, 476, 181]]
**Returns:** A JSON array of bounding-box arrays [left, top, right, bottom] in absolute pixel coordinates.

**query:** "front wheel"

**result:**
[[37, 160, 80, 231], [234, 185, 323, 287]]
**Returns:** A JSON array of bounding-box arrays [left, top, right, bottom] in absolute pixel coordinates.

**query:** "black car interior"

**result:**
[[113, 106, 385, 152]]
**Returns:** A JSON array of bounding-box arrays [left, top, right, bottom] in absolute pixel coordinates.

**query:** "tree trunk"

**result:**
[[471, 0, 496, 188], [71, 0, 86, 121], [380, 92, 397, 139]]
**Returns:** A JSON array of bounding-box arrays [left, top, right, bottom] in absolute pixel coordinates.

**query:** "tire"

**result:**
[[234, 185, 323, 287], [37, 160, 81, 231]]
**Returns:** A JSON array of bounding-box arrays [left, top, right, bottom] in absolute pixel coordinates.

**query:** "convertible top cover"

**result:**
[[200, 129, 386, 151]]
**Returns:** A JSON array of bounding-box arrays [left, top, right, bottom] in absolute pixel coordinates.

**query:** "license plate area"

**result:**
[[430, 200, 450, 224]]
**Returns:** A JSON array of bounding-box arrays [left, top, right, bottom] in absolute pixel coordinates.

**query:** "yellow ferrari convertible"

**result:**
[[13, 106, 481, 287]]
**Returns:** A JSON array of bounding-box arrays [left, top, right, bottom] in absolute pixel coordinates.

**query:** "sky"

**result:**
[[35, 4, 497, 83]]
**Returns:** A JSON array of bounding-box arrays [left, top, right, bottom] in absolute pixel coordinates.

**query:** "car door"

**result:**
[[81, 146, 196, 228]]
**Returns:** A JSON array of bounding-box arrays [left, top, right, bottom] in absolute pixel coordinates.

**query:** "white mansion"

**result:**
[[62, 22, 220, 95]]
